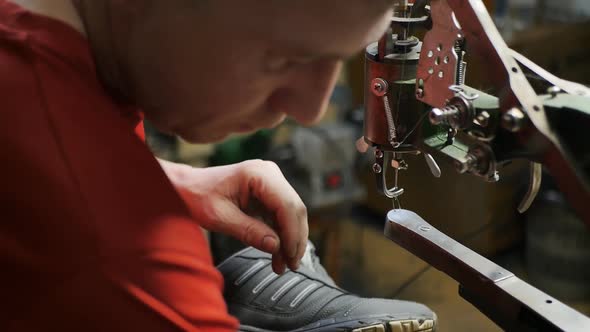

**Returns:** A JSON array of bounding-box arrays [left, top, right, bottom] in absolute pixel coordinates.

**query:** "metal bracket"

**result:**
[[373, 150, 405, 199]]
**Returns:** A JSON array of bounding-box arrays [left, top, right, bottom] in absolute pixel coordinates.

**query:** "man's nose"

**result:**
[[269, 60, 342, 126]]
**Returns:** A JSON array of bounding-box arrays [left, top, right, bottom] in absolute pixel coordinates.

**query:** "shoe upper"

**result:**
[[217, 243, 435, 331]]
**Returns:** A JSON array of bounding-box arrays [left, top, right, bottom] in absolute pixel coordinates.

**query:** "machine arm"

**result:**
[[385, 209, 590, 331]]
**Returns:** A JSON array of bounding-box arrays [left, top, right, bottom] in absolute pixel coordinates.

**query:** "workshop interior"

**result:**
[[145, 0, 590, 331]]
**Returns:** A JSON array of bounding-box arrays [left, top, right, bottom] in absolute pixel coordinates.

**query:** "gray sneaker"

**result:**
[[217, 243, 436, 332]]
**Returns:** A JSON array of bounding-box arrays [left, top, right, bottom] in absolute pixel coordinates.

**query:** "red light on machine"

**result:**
[[325, 172, 343, 189]]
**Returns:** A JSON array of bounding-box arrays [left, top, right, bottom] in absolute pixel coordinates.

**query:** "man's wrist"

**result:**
[[157, 158, 195, 186]]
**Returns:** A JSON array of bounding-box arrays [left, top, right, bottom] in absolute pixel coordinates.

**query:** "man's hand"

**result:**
[[159, 159, 308, 274]]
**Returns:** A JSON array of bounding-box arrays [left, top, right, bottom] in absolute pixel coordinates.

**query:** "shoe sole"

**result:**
[[239, 318, 435, 332]]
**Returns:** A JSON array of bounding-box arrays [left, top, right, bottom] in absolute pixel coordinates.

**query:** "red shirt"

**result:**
[[0, 1, 238, 331]]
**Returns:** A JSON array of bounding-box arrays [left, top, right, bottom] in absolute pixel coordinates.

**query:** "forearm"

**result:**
[[157, 158, 210, 240]]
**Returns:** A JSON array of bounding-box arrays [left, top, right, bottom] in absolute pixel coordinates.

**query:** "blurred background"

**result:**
[[146, 1, 590, 330]]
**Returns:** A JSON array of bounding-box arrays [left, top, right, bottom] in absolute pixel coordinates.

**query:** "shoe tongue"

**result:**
[[299, 241, 337, 287], [300, 243, 316, 271]]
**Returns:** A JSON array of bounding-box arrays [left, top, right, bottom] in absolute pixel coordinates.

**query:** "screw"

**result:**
[[372, 163, 382, 174], [416, 88, 424, 98], [371, 78, 388, 97], [429, 105, 459, 126], [429, 108, 445, 125], [374, 149, 384, 159], [486, 171, 500, 183], [419, 225, 432, 232], [475, 111, 490, 127], [502, 107, 526, 133], [547, 86, 561, 97]]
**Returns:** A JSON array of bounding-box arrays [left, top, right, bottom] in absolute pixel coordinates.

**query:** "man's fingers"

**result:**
[[199, 199, 289, 275], [187, 160, 308, 273], [240, 160, 309, 270], [276, 207, 307, 271], [272, 251, 287, 275], [239, 214, 281, 255], [200, 200, 281, 255]]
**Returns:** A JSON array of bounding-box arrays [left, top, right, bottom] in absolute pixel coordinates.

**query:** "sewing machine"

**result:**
[[360, 0, 590, 330]]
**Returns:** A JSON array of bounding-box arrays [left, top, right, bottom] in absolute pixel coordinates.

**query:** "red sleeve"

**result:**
[[135, 112, 146, 141], [0, 30, 237, 332]]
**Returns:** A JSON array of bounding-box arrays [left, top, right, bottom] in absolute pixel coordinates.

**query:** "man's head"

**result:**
[[79, 0, 393, 143]]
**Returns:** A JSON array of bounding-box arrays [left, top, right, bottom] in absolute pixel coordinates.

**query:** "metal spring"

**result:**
[[455, 43, 466, 85], [457, 61, 467, 86], [383, 95, 398, 146]]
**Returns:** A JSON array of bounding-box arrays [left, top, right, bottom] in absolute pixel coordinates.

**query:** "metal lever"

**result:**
[[518, 162, 543, 213], [384, 209, 590, 331], [424, 153, 442, 178], [510, 49, 590, 98]]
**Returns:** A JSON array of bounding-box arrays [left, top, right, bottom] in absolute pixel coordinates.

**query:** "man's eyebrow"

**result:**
[[321, 52, 354, 61]]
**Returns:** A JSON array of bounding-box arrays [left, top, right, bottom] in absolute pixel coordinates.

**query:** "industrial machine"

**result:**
[[360, 0, 590, 330]]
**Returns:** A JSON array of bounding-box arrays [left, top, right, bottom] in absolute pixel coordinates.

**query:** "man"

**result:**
[[0, 0, 435, 331]]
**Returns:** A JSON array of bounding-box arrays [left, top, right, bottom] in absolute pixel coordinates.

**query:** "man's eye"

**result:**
[[265, 56, 315, 73], [266, 57, 292, 72]]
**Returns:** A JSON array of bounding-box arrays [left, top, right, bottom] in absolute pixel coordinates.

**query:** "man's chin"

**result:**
[[177, 119, 284, 143]]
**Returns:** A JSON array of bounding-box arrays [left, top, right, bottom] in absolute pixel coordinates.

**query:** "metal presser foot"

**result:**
[[372, 149, 406, 209], [371, 148, 441, 210]]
